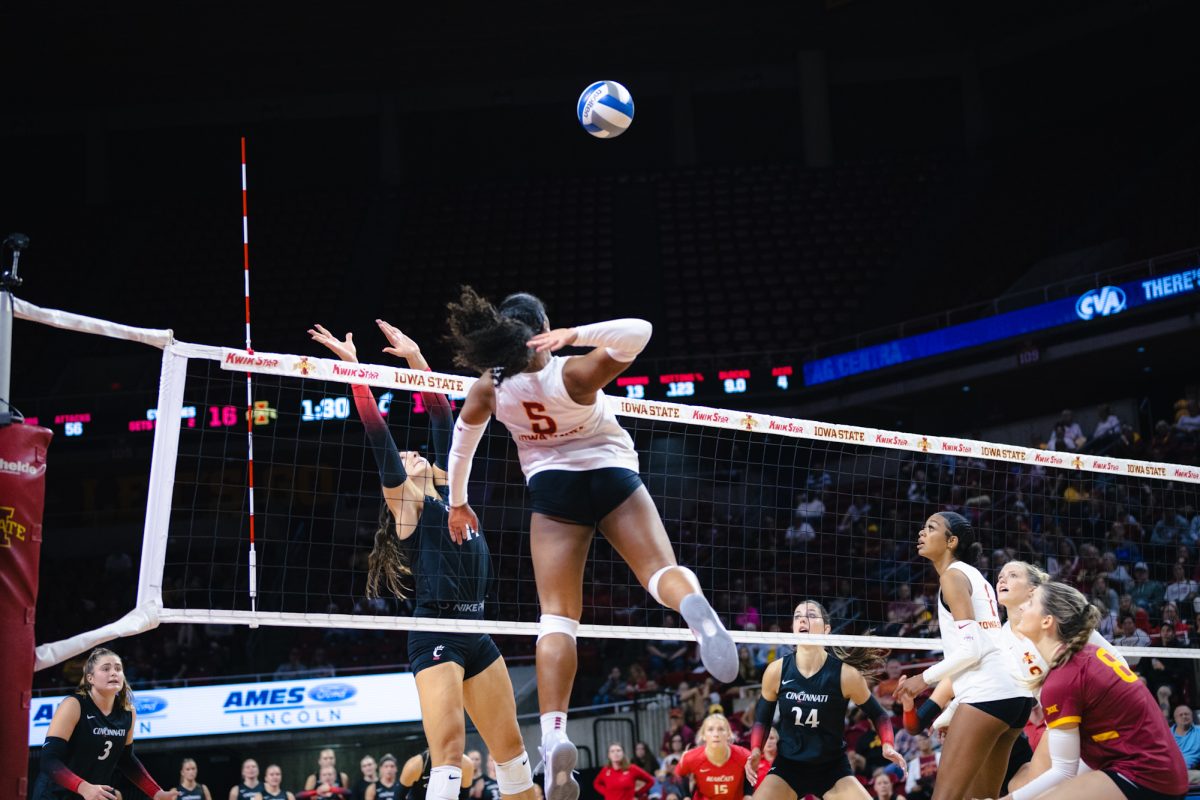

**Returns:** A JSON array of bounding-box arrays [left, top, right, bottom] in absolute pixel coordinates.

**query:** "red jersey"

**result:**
[[675, 745, 751, 800], [593, 765, 654, 800], [753, 758, 772, 789], [1042, 644, 1187, 796]]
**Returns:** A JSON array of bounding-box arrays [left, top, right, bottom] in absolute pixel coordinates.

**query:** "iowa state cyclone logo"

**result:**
[[0, 507, 28, 547]]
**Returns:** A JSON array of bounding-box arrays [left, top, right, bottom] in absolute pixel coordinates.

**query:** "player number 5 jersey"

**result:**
[[494, 356, 639, 479]]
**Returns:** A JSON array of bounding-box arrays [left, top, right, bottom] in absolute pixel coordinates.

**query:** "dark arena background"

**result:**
[[6, 2, 1200, 799]]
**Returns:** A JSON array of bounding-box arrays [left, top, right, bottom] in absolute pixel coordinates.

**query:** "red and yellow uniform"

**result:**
[[1042, 644, 1186, 796], [675, 745, 751, 800]]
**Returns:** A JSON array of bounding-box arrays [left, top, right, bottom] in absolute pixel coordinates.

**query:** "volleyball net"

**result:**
[[19, 298, 1200, 668]]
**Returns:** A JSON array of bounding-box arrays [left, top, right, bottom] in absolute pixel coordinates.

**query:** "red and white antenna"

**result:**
[[241, 137, 259, 619]]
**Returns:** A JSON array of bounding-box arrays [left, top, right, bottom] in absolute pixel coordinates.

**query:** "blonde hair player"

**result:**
[[309, 321, 536, 800], [899, 560, 1130, 792], [746, 601, 905, 800], [895, 513, 1031, 800], [444, 288, 737, 800], [33, 648, 179, 800], [675, 713, 751, 800], [990, 582, 1186, 800]]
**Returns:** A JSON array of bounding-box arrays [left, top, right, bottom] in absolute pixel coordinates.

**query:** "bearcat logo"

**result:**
[[1075, 286, 1126, 321], [134, 696, 168, 715], [0, 507, 28, 547], [307, 683, 357, 703]]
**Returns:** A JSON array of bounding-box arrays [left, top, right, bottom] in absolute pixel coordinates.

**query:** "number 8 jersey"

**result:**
[[493, 356, 639, 480], [775, 652, 848, 764]]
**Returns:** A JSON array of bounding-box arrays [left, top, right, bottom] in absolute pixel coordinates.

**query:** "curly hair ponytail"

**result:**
[[446, 287, 546, 385], [366, 505, 412, 600]]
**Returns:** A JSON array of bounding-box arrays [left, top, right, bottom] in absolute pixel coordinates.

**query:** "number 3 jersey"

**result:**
[[493, 356, 639, 479], [775, 651, 848, 764], [55, 694, 132, 794]]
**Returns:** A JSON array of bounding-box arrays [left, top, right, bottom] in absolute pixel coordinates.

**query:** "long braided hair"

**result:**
[[1028, 581, 1101, 690]]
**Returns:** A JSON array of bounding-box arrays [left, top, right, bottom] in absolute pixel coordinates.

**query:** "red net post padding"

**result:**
[[0, 423, 51, 799]]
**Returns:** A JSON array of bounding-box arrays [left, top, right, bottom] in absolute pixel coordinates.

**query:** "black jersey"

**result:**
[[479, 778, 501, 800], [238, 783, 265, 800], [775, 651, 848, 764], [406, 752, 432, 800], [399, 502, 491, 619], [263, 788, 289, 800], [56, 694, 133, 791], [177, 785, 207, 800], [373, 782, 399, 800]]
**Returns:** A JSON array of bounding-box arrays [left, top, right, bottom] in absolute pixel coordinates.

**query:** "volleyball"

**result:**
[[576, 80, 635, 138]]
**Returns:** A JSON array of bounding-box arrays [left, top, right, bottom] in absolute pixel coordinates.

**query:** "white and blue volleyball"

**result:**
[[577, 80, 635, 139]]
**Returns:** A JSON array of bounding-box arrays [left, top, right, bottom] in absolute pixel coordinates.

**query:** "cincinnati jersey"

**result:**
[[373, 783, 399, 800], [54, 694, 132, 791], [177, 785, 208, 800], [238, 784, 265, 800], [1042, 644, 1187, 795], [262, 789, 288, 800], [774, 652, 847, 764], [492, 356, 639, 479], [406, 752, 432, 800], [399, 501, 491, 619], [675, 746, 750, 800], [935, 562, 1028, 703]]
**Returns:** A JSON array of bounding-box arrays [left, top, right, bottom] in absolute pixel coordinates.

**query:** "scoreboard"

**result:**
[[609, 365, 795, 402]]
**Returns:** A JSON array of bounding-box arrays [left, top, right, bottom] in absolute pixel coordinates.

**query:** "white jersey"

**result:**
[[1002, 621, 1129, 687], [493, 356, 640, 480], [937, 561, 1030, 703]]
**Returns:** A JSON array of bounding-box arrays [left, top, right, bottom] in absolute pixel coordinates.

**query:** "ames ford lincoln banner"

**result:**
[[28, 672, 420, 745]]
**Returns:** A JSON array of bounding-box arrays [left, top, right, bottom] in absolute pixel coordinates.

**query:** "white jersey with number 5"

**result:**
[[493, 356, 639, 480], [937, 561, 1031, 703], [1003, 621, 1128, 686]]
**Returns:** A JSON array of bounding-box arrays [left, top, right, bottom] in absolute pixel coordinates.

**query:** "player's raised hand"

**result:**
[[448, 503, 480, 545], [308, 324, 358, 363], [527, 327, 578, 353], [377, 319, 422, 361]]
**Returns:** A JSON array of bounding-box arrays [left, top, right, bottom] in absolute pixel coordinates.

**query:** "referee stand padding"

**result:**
[[1, 422, 52, 800]]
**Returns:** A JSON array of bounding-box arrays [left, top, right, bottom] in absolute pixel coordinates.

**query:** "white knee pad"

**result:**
[[537, 614, 579, 643], [427, 765, 462, 800], [495, 751, 534, 795], [647, 565, 701, 605]]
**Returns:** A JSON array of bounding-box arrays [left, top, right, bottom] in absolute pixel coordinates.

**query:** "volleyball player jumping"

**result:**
[[442, 288, 738, 800], [745, 600, 905, 800], [308, 321, 535, 800], [994, 582, 1187, 800], [895, 513, 1032, 800], [33, 648, 178, 800]]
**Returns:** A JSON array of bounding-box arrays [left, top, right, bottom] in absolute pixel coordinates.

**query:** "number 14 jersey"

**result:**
[[775, 652, 848, 764]]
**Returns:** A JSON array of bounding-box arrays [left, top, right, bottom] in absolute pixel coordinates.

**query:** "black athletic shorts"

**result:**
[[527, 467, 642, 527], [408, 631, 501, 679], [767, 755, 853, 798], [1103, 770, 1185, 800], [968, 696, 1036, 728]]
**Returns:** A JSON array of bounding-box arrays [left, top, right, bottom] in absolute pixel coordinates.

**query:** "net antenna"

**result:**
[[240, 137, 259, 619]]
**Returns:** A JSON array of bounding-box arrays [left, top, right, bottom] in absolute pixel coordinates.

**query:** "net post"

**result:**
[[0, 233, 28, 422], [135, 345, 189, 610]]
